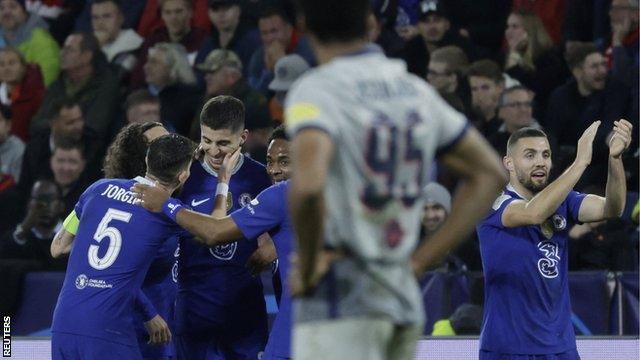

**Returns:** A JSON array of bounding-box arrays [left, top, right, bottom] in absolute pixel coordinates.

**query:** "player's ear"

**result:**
[[503, 155, 513, 172], [239, 129, 248, 145]]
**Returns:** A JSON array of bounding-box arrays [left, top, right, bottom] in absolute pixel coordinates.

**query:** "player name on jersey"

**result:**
[[100, 183, 140, 205]]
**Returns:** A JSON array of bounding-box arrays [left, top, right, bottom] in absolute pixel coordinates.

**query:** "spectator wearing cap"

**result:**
[[400, 0, 484, 78], [91, 0, 143, 80], [421, 182, 451, 239], [0, 102, 23, 182], [195, 48, 271, 160], [29, 32, 120, 142], [195, 0, 261, 80], [130, 0, 208, 89], [503, 10, 568, 120], [247, 6, 315, 95], [268, 54, 309, 123], [546, 42, 632, 189], [144, 42, 201, 135], [0, 0, 59, 86], [426, 45, 471, 114], [0, 47, 45, 141]]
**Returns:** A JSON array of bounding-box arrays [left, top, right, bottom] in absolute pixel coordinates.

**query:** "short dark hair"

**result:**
[[259, 5, 292, 24], [53, 136, 86, 158], [499, 85, 532, 107], [146, 134, 195, 185], [294, 0, 370, 43], [268, 124, 288, 144], [199, 95, 245, 132], [507, 127, 548, 153], [125, 89, 159, 111], [467, 59, 503, 84], [103, 122, 164, 178], [565, 42, 599, 70], [91, 0, 122, 11], [51, 98, 82, 122], [71, 31, 107, 68], [0, 103, 11, 121]]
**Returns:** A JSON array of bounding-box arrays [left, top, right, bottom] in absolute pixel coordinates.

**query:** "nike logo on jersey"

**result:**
[[191, 198, 210, 207]]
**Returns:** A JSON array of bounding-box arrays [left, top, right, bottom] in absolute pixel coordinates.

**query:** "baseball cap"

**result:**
[[423, 182, 452, 213], [196, 49, 242, 73], [208, 0, 240, 10], [418, 0, 450, 19], [268, 54, 310, 92]]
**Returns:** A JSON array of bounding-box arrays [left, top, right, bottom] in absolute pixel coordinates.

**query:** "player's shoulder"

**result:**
[[241, 155, 266, 171]]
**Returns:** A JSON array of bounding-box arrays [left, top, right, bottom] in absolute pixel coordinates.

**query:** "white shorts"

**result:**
[[293, 318, 422, 360]]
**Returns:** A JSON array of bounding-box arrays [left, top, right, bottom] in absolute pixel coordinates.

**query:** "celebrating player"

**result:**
[[173, 95, 272, 359], [133, 125, 296, 359], [283, 1, 507, 358], [477, 120, 632, 360], [49, 134, 195, 359]]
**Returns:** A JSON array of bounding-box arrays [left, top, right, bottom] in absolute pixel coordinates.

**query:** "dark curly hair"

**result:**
[[103, 122, 164, 179]]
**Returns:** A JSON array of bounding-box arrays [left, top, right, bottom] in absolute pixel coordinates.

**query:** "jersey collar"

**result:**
[[200, 154, 245, 178], [506, 183, 527, 200], [134, 176, 155, 186]]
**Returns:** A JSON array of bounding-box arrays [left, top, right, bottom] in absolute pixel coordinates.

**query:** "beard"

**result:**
[[515, 167, 548, 193]]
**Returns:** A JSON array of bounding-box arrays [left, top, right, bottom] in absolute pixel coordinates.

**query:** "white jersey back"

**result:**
[[286, 45, 467, 263]]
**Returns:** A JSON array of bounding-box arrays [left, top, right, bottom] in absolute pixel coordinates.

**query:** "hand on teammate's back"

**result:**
[[608, 119, 633, 158], [144, 314, 172, 345], [574, 121, 601, 167], [131, 183, 171, 213]]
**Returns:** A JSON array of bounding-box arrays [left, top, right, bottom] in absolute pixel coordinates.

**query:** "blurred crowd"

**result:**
[[0, 0, 637, 277]]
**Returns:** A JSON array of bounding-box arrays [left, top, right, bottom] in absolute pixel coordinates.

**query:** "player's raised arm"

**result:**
[[50, 211, 79, 258], [575, 119, 632, 222], [288, 128, 334, 295], [501, 121, 601, 227], [412, 127, 507, 274]]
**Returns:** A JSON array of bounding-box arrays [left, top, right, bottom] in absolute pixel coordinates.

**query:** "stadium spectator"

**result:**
[[19, 100, 102, 200], [0, 47, 45, 142], [48, 137, 92, 214], [194, 0, 261, 78], [130, 0, 208, 89], [91, 0, 143, 80], [143, 42, 201, 135], [268, 53, 310, 123], [467, 59, 505, 136], [606, 0, 639, 84], [247, 6, 315, 95], [512, 0, 567, 46], [0, 102, 23, 182], [0, 179, 66, 270], [488, 86, 547, 156], [124, 89, 161, 125], [196, 48, 270, 160], [431, 276, 484, 336], [29, 32, 120, 141], [0, 0, 59, 86], [503, 11, 569, 119], [546, 42, 632, 189], [426, 45, 470, 113], [74, 0, 146, 36], [421, 182, 451, 239], [401, 0, 483, 78], [136, 0, 210, 38]]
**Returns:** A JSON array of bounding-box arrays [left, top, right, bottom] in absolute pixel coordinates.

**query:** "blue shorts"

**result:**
[[176, 326, 267, 360], [52, 332, 142, 360], [479, 349, 581, 360]]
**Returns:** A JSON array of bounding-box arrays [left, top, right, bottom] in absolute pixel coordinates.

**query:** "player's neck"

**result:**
[[509, 180, 534, 200], [312, 39, 370, 65], [144, 174, 176, 193]]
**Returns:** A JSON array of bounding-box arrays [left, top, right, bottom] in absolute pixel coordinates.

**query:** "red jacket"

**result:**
[[137, 0, 211, 38], [9, 65, 45, 142]]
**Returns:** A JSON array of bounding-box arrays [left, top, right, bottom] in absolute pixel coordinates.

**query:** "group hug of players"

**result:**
[[45, 1, 634, 358]]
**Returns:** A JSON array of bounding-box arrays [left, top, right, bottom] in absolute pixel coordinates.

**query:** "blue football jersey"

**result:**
[[52, 177, 182, 346], [175, 156, 272, 334], [477, 184, 586, 354], [231, 181, 293, 359]]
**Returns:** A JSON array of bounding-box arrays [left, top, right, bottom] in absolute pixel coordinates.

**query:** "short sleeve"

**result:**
[[230, 184, 285, 240], [284, 77, 340, 139], [483, 192, 518, 228], [73, 179, 107, 219], [420, 84, 469, 156], [566, 190, 587, 223]]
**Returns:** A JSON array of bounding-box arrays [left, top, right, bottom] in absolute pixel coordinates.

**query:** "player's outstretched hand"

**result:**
[[218, 147, 242, 184], [608, 119, 633, 158], [575, 121, 601, 167], [131, 183, 171, 212], [144, 314, 172, 345]]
